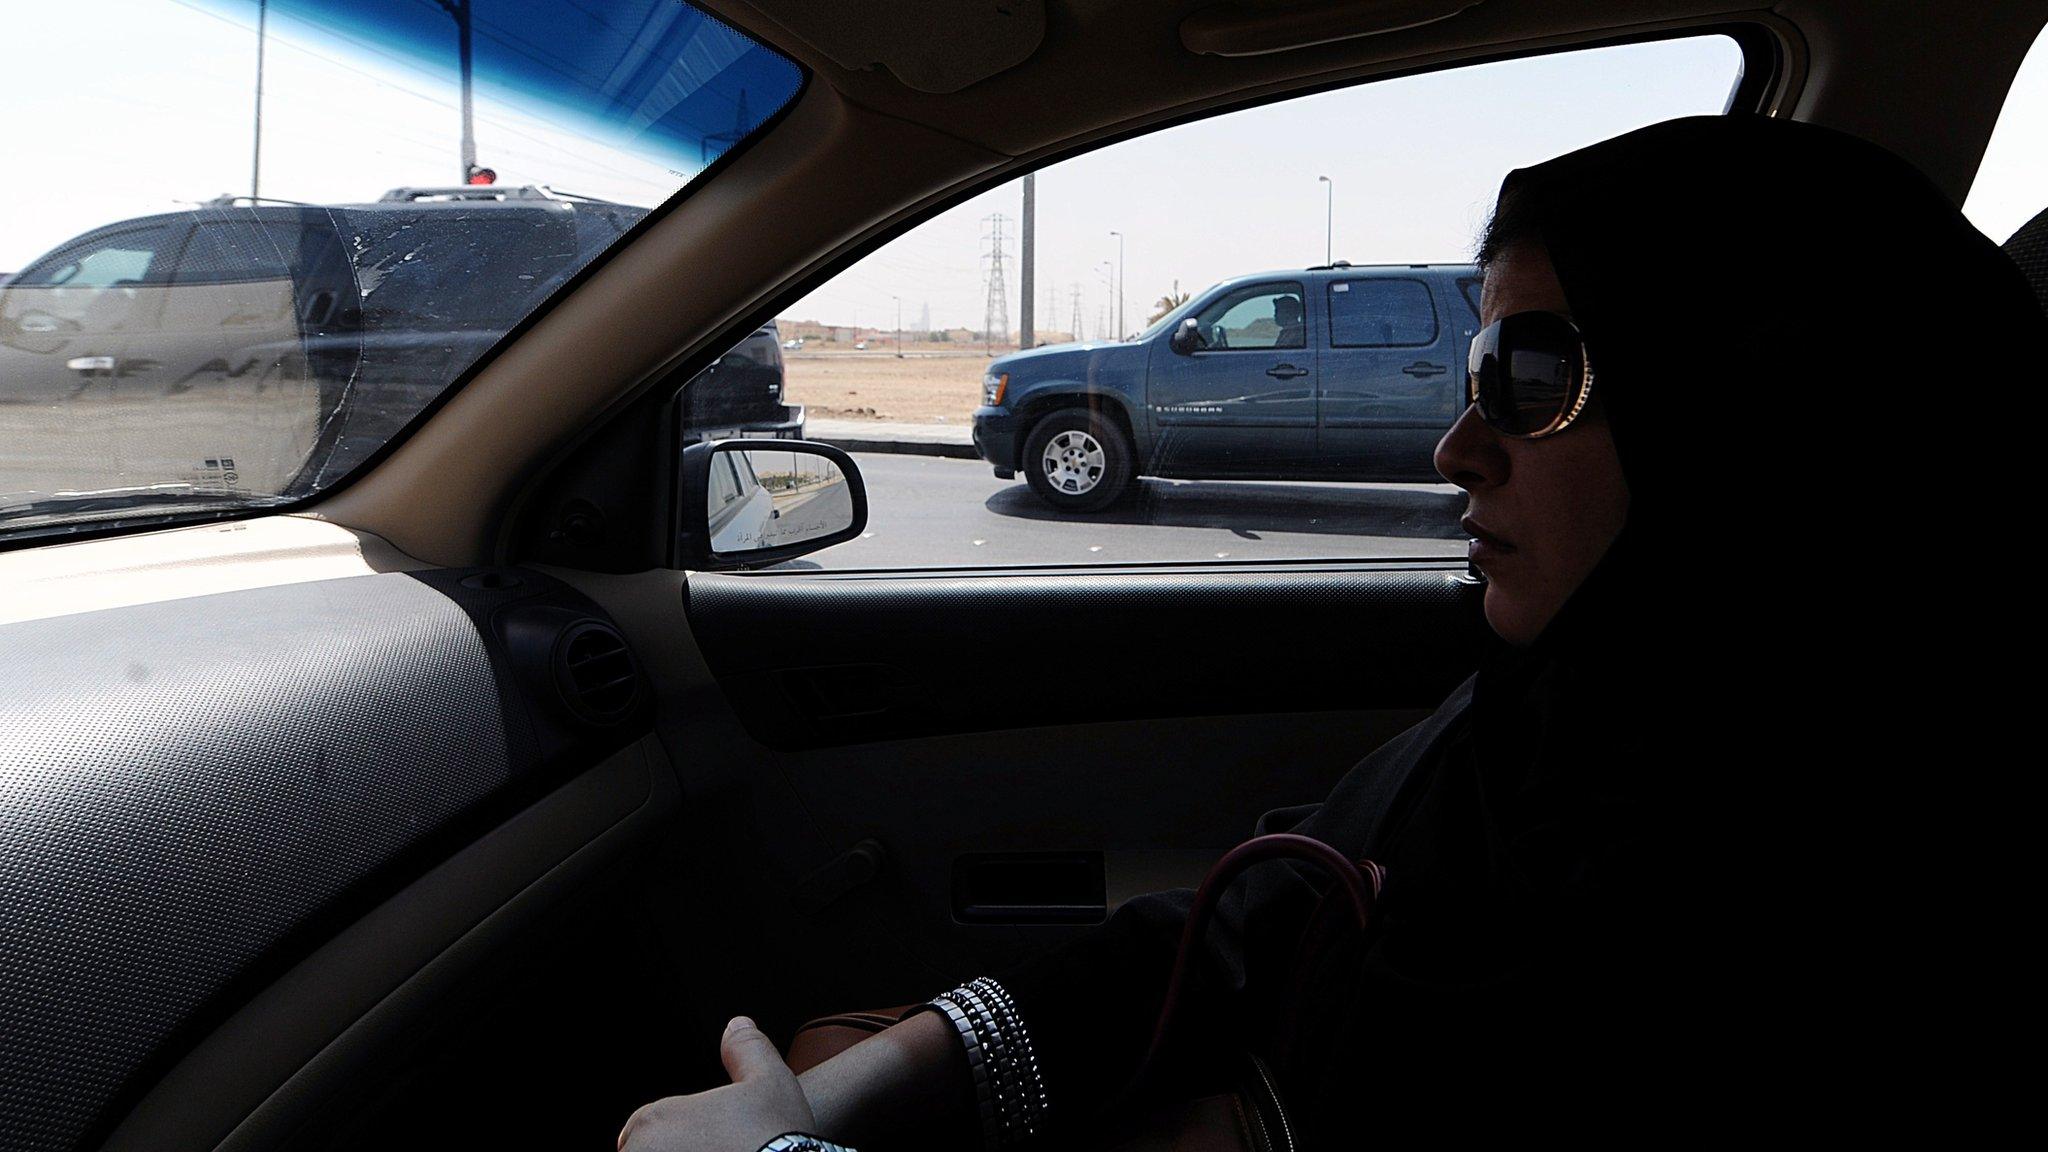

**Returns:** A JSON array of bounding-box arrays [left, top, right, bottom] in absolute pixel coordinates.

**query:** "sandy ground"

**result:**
[[781, 348, 1008, 424], [0, 348, 1011, 503]]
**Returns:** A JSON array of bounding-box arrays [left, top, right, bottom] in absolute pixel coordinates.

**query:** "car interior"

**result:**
[[2, 2, 2045, 1150]]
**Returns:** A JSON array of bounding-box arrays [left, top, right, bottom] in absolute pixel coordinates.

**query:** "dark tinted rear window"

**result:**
[[1458, 277, 1484, 320], [1327, 278, 1438, 347]]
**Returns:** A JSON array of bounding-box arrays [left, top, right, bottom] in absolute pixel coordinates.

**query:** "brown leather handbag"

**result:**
[[785, 833, 1383, 1152]]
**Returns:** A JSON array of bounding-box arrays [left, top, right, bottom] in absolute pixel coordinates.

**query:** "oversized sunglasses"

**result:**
[[1465, 310, 1596, 438]]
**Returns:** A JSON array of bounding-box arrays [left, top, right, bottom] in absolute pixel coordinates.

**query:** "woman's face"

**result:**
[[1434, 241, 1630, 646]]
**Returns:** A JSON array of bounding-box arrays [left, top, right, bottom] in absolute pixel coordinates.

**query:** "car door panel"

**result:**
[[1144, 281, 1318, 475], [548, 563, 1487, 1035], [1315, 275, 1467, 480], [682, 566, 1484, 749]]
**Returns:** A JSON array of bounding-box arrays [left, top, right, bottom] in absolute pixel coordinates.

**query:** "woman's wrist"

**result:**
[[795, 1009, 970, 1145]]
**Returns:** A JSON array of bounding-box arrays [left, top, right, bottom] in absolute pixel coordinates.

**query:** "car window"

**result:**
[[16, 224, 184, 288], [1964, 19, 2047, 246], [763, 33, 1744, 570], [710, 453, 743, 508], [1328, 279, 1438, 347], [1194, 284, 1306, 350], [0, 0, 803, 540], [1457, 277, 1485, 321]]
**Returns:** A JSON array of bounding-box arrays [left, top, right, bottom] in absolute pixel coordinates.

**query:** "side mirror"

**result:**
[[1168, 316, 1204, 355], [676, 439, 867, 569]]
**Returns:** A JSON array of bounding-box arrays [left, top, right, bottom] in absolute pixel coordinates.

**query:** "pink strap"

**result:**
[[1124, 833, 1384, 1102]]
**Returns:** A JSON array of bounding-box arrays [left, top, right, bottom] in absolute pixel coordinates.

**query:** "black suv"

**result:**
[[0, 186, 800, 495]]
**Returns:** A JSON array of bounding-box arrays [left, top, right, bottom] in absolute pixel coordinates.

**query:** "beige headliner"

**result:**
[[44, 1, 2048, 575]]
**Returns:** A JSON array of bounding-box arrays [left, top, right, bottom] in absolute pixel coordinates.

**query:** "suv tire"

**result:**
[[1022, 409, 1135, 512]]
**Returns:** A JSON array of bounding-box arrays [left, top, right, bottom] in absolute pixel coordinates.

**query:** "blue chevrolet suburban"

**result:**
[[973, 262, 1481, 510]]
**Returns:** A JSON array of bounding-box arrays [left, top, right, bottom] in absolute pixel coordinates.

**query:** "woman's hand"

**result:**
[[617, 1017, 815, 1152]]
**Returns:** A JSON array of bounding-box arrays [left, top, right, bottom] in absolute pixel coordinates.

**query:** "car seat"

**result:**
[[2002, 205, 2048, 319]]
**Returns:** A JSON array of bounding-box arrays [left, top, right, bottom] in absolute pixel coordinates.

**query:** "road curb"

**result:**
[[810, 435, 979, 460]]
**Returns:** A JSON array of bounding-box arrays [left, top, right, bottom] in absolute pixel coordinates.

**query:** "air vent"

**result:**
[[554, 621, 639, 724]]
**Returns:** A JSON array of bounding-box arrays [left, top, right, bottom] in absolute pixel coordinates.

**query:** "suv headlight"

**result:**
[[982, 372, 1009, 406]]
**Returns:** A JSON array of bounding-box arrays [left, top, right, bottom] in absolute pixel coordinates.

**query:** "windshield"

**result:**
[[0, 0, 801, 540]]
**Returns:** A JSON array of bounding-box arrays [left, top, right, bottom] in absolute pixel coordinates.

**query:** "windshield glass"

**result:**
[[0, 0, 801, 539], [1134, 289, 1206, 342]]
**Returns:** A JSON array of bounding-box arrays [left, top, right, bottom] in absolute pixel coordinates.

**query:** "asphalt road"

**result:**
[[797, 454, 1470, 569]]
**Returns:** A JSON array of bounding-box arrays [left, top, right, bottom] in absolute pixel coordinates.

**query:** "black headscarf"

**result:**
[[1454, 114, 2044, 1129], [1487, 114, 2038, 659]]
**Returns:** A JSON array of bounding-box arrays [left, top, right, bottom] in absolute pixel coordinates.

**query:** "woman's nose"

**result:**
[[1434, 404, 1508, 491]]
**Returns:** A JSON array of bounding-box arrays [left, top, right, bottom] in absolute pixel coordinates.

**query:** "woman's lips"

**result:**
[[1462, 516, 1517, 563]]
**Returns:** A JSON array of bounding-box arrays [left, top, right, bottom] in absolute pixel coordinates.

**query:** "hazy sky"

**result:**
[[790, 27, 2048, 337], [3, 4, 2043, 339]]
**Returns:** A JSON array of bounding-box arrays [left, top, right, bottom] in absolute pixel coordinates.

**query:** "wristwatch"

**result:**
[[758, 1134, 857, 1152]]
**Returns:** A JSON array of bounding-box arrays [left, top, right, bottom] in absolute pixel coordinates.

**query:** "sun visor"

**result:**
[[1182, 0, 1484, 58], [747, 0, 1047, 93]]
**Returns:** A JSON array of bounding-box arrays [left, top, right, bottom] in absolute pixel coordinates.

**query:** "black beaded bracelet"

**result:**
[[927, 994, 1002, 1151], [968, 977, 1046, 1140], [928, 978, 1048, 1149]]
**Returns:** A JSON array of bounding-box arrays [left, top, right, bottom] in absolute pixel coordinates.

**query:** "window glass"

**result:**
[[18, 225, 183, 288], [0, 0, 802, 539], [1964, 20, 2048, 245], [1328, 279, 1438, 347], [1457, 278, 1485, 321], [1193, 284, 1306, 350], [176, 220, 297, 286], [710, 453, 742, 508], [768, 34, 1742, 570]]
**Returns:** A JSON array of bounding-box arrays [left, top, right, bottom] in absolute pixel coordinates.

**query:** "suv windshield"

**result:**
[[0, 0, 801, 539]]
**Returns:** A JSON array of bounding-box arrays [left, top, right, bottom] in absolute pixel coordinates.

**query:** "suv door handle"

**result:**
[[1265, 364, 1310, 379], [1401, 361, 1448, 377]]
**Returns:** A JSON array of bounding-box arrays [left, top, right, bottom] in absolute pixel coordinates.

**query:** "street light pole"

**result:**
[[1318, 175, 1333, 265], [251, 0, 267, 199], [434, 0, 477, 182], [892, 295, 903, 358], [1109, 230, 1125, 340]]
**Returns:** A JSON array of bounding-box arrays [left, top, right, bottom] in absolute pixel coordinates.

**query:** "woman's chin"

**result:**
[[1482, 585, 1544, 647]]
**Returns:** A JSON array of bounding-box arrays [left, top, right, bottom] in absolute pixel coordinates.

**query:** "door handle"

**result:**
[[1265, 364, 1310, 379], [66, 355, 117, 373], [1401, 361, 1448, 377]]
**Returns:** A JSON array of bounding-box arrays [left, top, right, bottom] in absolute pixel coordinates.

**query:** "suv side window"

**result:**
[[1457, 278, 1485, 322], [1327, 279, 1438, 347], [17, 224, 184, 288], [175, 219, 297, 286], [1193, 283, 1306, 350]]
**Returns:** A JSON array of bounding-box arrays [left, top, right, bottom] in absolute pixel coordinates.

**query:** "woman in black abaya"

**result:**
[[620, 114, 2042, 1150]]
